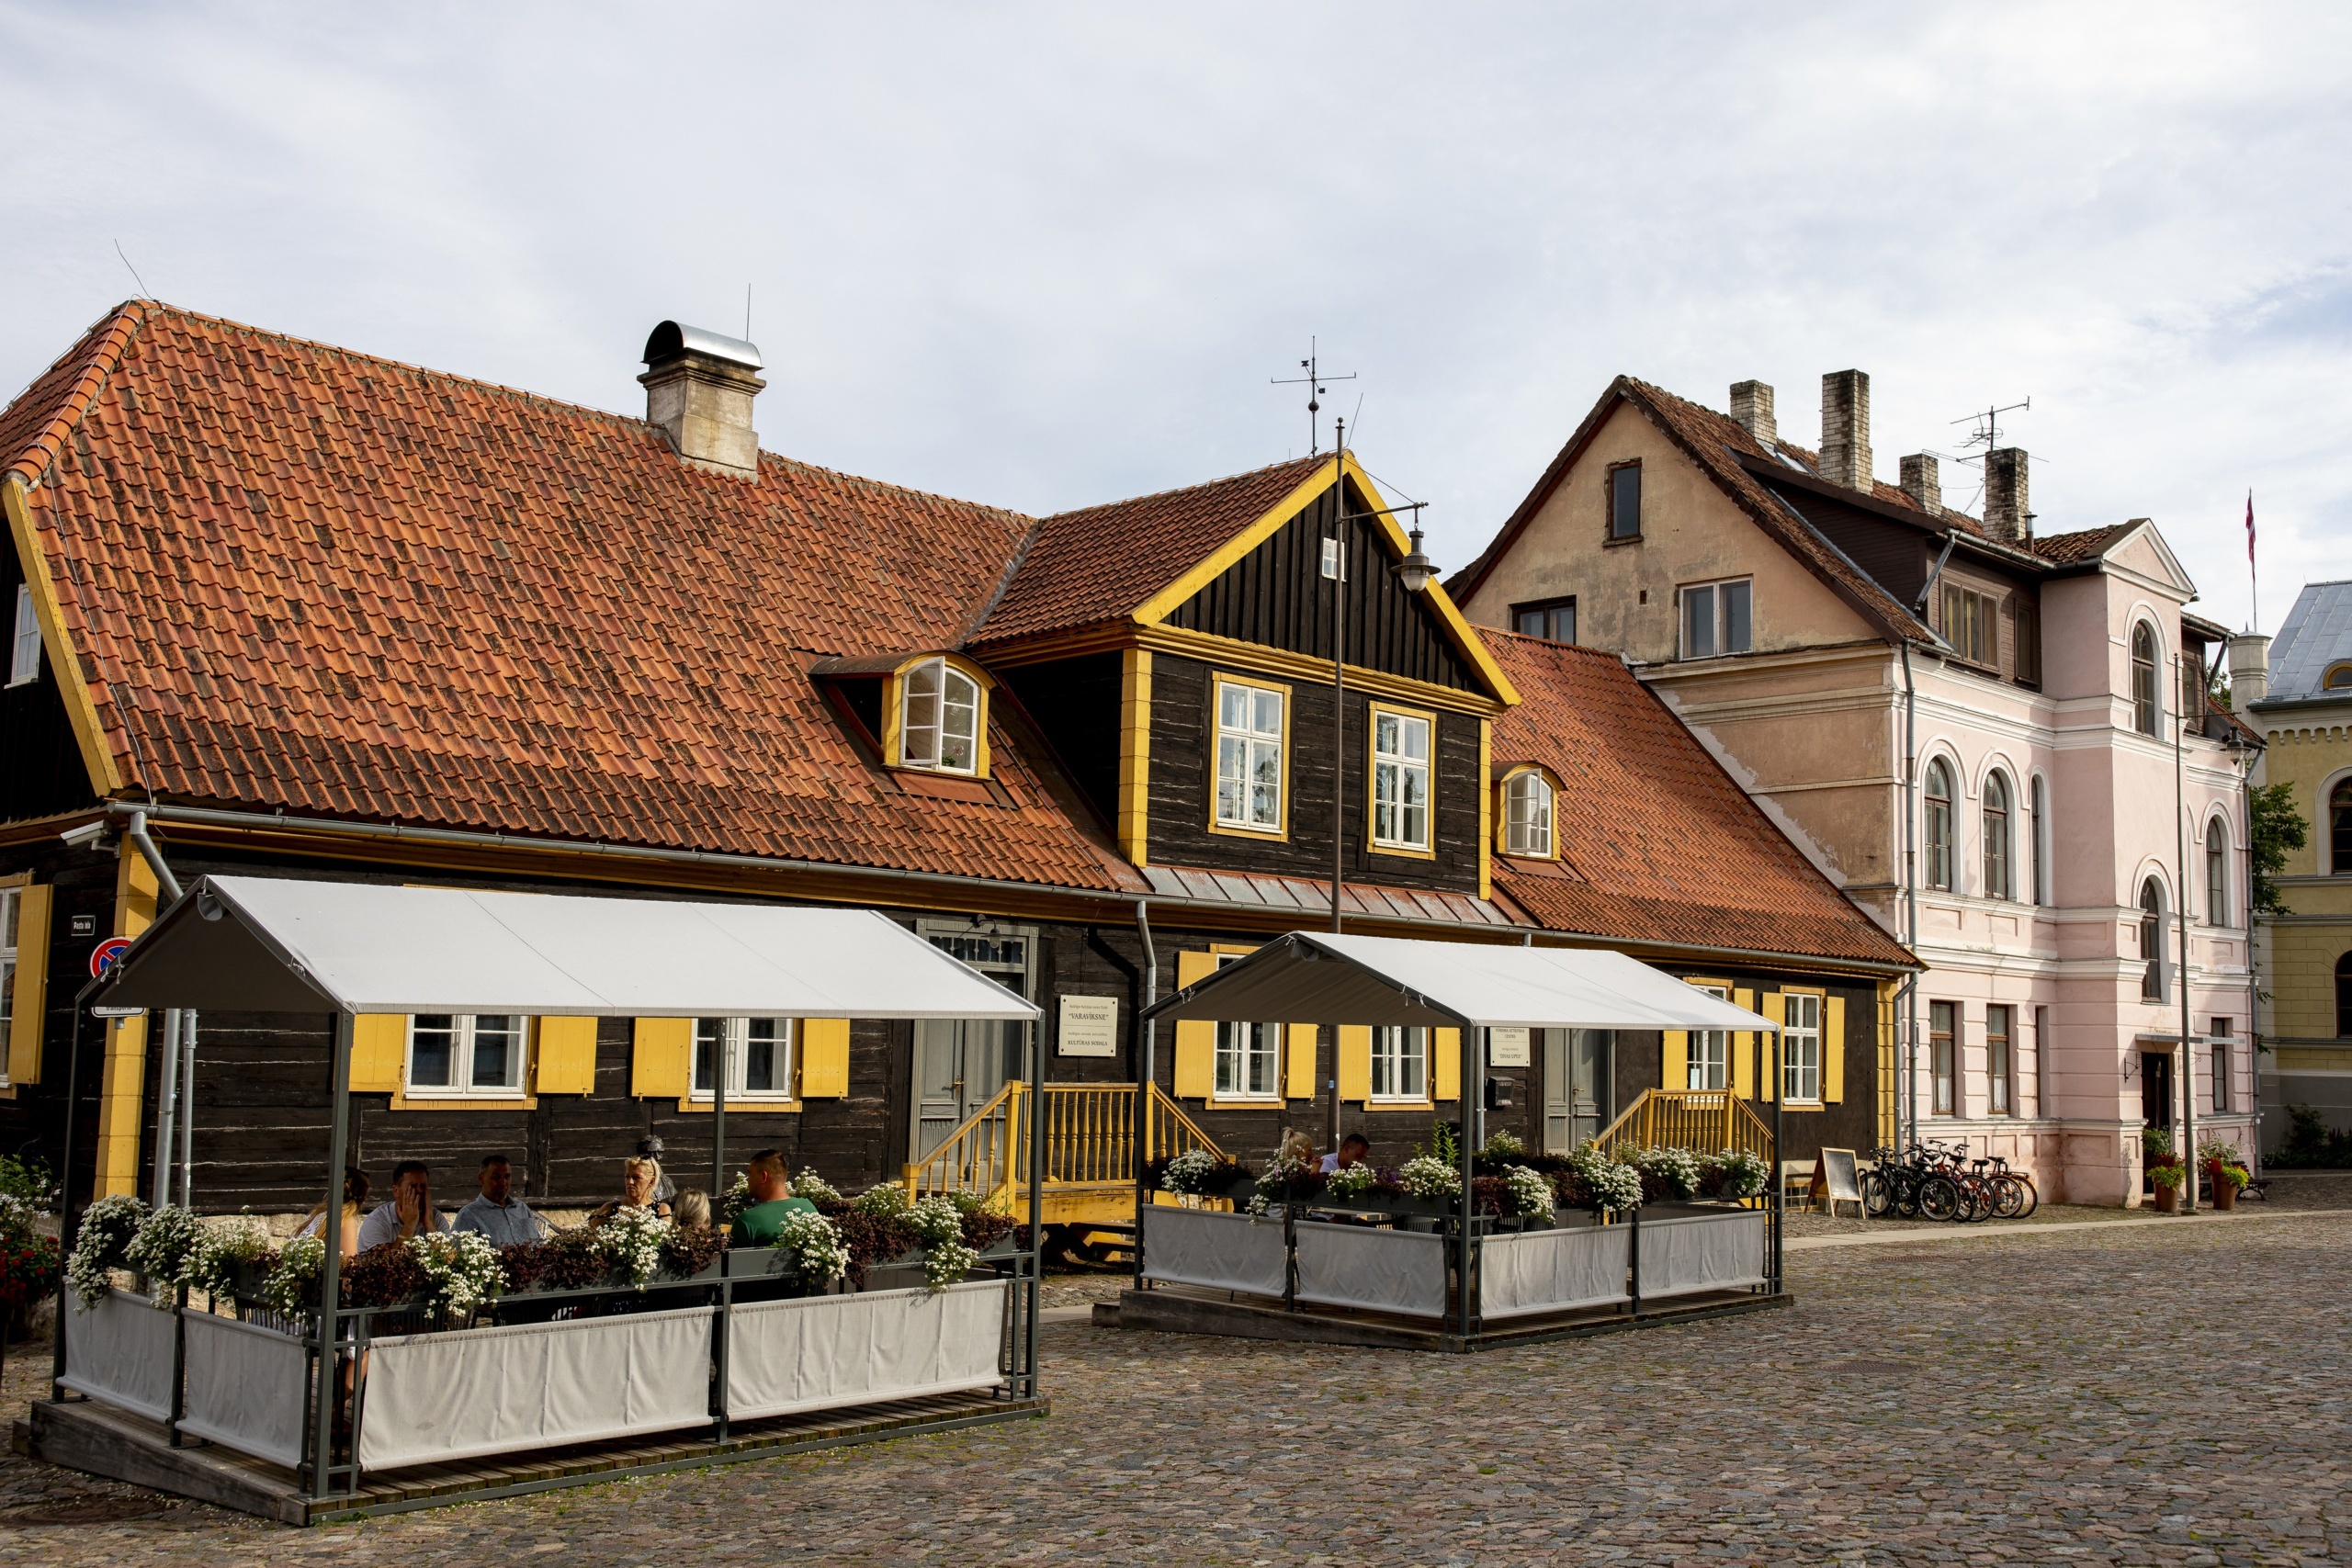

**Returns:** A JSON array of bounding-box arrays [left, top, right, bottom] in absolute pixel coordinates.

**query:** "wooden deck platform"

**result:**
[[28, 1389, 1048, 1526], [1094, 1284, 1789, 1352]]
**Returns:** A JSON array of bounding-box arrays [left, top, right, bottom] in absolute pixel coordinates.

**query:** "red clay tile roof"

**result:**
[[970, 456, 1328, 645], [2030, 522, 2139, 564], [2, 300, 1145, 893], [1484, 629, 1915, 968]]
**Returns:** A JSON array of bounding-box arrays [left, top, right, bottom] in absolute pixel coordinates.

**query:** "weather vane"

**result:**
[[1272, 337, 1355, 455]]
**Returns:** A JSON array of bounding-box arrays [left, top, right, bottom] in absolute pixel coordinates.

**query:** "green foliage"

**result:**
[[0, 1155, 52, 1207], [2269, 1104, 2352, 1169], [2248, 781, 2309, 919]]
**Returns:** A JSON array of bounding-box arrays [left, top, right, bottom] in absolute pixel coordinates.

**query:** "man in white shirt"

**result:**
[[1317, 1133, 1371, 1175], [356, 1160, 447, 1250], [451, 1154, 547, 1247]]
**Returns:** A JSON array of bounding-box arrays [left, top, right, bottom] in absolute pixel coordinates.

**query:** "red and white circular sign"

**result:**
[[89, 937, 132, 977]]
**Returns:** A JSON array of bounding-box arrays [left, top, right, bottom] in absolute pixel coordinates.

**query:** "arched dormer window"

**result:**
[[2205, 818, 2229, 926], [892, 656, 987, 775], [2140, 877, 2166, 1000], [2131, 623, 2161, 736], [1982, 771, 2012, 900], [1924, 760, 1955, 891], [1498, 766, 1557, 858]]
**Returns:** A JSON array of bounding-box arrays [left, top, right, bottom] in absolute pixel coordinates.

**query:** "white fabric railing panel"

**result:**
[[1140, 1207, 1289, 1297], [179, 1311, 308, 1468], [357, 1305, 714, 1472], [1293, 1223, 1446, 1318], [1636, 1210, 1768, 1300], [1479, 1225, 1633, 1319], [60, 1288, 175, 1421], [726, 1282, 1005, 1421]]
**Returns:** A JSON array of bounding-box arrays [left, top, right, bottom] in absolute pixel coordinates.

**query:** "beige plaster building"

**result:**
[[2237, 582, 2352, 1143], [1451, 372, 2262, 1203]]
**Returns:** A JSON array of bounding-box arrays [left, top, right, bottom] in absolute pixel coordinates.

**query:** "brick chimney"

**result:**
[[1729, 381, 1777, 446], [1983, 447, 2030, 543], [639, 321, 765, 477], [1818, 370, 1871, 491], [1900, 453, 1941, 514]]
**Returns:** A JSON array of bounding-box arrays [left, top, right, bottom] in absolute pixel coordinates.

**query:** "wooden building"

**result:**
[[0, 302, 1913, 1225]]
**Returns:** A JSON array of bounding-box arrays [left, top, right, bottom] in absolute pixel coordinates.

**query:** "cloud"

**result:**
[[2, 0, 2345, 631]]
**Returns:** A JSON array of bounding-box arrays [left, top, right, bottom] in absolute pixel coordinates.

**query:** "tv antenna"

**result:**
[[1272, 338, 1355, 455], [1950, 398, 2030, 460]]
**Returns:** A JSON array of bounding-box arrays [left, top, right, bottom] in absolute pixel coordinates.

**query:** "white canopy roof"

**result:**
[[98, 876, 1041, 1020], [1141, 931, 1778, 1032]]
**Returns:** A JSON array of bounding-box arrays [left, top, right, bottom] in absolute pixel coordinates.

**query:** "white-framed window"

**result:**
[[1502, 769, 1554, 858], [0, 887, 19, 1079], [1781, 992, 1822, 1103], [901, 658, 980, 773], [693, 1017, 795, 1101], [1214, 1021, 1283, 1100], [1370, 1026, 1428, 1101], [1214, 677, 1285, 833], [1985, 1004, 2012, 1114], [1371, 708, 1431, 852], [1689, 984, 1729, 1090], [1982, 771, 2013, 900], [8, 585, 39, 687], [406, 1014, 526, 1098], [2211, 1019, 2232, 1113], [1679, 578, 1753, 660]]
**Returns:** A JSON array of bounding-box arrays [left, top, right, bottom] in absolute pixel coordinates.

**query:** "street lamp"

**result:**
[[1395, 524, 1436, 594]]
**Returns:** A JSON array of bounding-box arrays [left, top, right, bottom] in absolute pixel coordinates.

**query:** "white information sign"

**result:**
[[1057, 995, 1119, 1057], [1488, 1026, 1532, 1067]]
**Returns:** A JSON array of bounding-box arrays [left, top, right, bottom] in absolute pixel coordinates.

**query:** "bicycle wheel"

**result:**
[[1917, 1174, 1962, 1223], [1988, 1174, 2027, 1219], [1893, 1171, 1922, 1218], [1861, 1170, 1894, 1219], [2010, 1174, 2040, 1219], [1961, 1179, 1994, 1223]]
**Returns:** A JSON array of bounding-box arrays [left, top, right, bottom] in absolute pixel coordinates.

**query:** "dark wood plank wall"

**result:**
[[1165, 479, 1476, 692], [1764, 485, 1938, 610], [0, 552, 102, 822], [1146, 653, 1483, 895], [1001, 653, 1125, 831]]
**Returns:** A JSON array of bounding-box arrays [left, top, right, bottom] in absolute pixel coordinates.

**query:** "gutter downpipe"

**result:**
[[2175, 655, 2197, 1210], [1898, 534, 1957, 1153], [1132, 898, 1156, 1292], [123, 810, 188, 1211]]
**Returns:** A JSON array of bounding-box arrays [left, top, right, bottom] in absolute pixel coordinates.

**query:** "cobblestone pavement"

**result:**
[[3, 1210, 2346, 1564]]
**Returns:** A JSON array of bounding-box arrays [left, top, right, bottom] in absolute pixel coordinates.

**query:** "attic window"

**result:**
[[2325, 662, 2352, 691], [1499, 767, 1556, 859], [8, 585, 39, 687], [1607, 464, 1642, 541], [899, 658, 980, 774]]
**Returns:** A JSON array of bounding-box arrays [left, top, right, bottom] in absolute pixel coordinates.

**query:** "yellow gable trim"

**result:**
[[1131, 458, 1340, 624], [4, 477, 124, 795]]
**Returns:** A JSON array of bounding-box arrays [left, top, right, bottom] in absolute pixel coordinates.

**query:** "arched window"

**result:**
[[2140, 877, 2165, 1001], [2205, 818, 2229, 926], [1501, 769, 1555, 858], [2131, 623, 2160, 736], [2334, 779, 2352, 876], [2029, 774, 2049, 904], [2338, 952, 2352, 1037], [1982, 772, 2012, 900], [900, 658, 980, 773], [1923, 761, 1955, 891]]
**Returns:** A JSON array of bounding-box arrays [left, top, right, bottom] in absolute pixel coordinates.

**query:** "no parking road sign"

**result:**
[[89, 937, 131, 977]]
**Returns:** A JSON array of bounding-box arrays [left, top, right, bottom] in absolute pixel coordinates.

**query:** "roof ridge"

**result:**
[[4, 299, 151, 489], [1040, 452, 1329, 525]]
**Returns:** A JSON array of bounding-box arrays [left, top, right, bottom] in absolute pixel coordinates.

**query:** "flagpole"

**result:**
[[2246, 490, 2258, 634]]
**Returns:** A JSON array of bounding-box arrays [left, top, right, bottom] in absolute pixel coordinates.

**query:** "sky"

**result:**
[[4, 1, 2347, 636]]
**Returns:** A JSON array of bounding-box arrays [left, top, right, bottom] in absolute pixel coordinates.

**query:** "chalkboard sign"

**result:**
[[1815, 1147, 1862, 1214]]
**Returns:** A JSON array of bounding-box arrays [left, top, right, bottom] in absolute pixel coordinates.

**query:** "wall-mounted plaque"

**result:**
[[1057, 995, 1119, 1057], [1487, 1026, 1531, 1067]]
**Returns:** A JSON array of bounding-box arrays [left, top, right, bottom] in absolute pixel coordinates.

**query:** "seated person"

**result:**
[[1318, 1133, 1371, 1175], [727, 1149, 818, 1246], [672, 1189, 713, 1231], [452, 1154, 547, 1247], [590, 1156, 673, 1226], [356, 1160, 447, 1249], [298, 1167, 371, 1258]]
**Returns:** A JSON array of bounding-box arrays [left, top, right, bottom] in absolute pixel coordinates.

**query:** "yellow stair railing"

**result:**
[[902, 1082, 1224, 1225], [1594, 1088, 1777, 1165]]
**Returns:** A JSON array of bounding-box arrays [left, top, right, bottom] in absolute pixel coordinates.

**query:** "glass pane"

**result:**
[[745, 1019, 778, 1092], [1516, 609, 1544, 636], [1721, 581, 1751, 652], [1220, 683, 1248, 730], [941, 670, 978, 772], [694, 1018, 723, 1091], [1684, 585, 1714, 659], [2, 889, 17, 949], [471, 1015, 520, 1088], [1375, 712, 1399, 755], [1611, 467, 1640, 536], [411, 1015, 456, 1088], [1253, 689, 1282, 736], [1401, 717, 1429, 761], [1549, 604, 1576, 644], [1403, 1029, 1426, 1099], [0, 958, 13, 1033]]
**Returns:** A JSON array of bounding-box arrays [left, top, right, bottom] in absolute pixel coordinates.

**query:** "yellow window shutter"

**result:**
[[1284, 1023, 1318, 1100], [1338, 1025, 1372, 1100], [1730, 1028, 1754, 1100], [350, 1014, 407, 1093], [1432, 1027, 1462, 1102], [1757, 992, 1783, 1103], [1171, 952, 1217, 1099], [1823, 995, 1847, 1103], [1661, 1031, 1688, 1090], [534, 1016, 599, 1094], [797, 1018, 851, 1098], [7, 885, 51, 1085], [632, 1017, 692, 1098]]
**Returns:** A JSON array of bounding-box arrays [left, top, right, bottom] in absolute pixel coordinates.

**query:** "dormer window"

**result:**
[[899, 657, 981, 773], [1498, 766, 1556, 858]]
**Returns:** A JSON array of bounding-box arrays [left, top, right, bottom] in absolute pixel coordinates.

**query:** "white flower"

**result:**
[[65, 1193, 149, 1310], [1702, 1148, 1770, 1200], [1325, 1163, 1378, 1200], [1398, 1154, 1462, 1200], [124, 1204, 206, 1306], [1501, 1165, 1555, 1218], [264, 1235, 324, 1318], [185, 1213, 276, 1299], [792, 1168, 842, 1206], [718, 1173, 755, 1228], [409, 1230, 504, 1317], [1632, 1146, 1702, 1201], [903, 1196, 965, 1247], [854, 1183, 911, 1218], [1566, 1141, 1642, 1212], [1162, 1149, 1219, 1195], [774, 1210, 850, 1281], [594, 1205, 675, 1289], [922, 1238, 980, 1292]]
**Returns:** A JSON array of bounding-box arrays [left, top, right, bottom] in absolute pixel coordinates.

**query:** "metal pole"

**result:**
[[178, 1011, 198, 1207], [1456, 1019, 1475, 1340], [311, 1010, 353, 1502], [1132, 899, 1155, 1292], [1770, 1026, 1785, 1293], [711, 1019, 730, 1439], [2242, 755, 2261, 1172], [2175, 655, 2197, 1209], [151, 1008, 182, 1209], [1023, 998, 1044, 1397], [1331, 449, 1347, 939], [51, 984, 96, 1401]]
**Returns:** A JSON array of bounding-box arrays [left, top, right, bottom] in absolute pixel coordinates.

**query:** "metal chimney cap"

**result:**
[[642, 321, 763, 371]]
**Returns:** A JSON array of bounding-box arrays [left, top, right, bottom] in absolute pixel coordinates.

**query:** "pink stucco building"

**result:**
[[1452, 371, 2261, 1203]]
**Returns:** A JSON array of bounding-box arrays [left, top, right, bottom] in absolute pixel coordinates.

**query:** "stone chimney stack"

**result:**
[[1900, 453, 1941, 514], [1983, 447, 2030, 543], [2228, 633, 2270, 706], [1818, 370, 1871, 491], [639, 321, 765, 477], [1729, 381, 1777, 446]]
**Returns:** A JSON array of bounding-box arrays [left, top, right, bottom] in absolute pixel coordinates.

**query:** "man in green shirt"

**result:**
[[729, 1149, 820, 1247]]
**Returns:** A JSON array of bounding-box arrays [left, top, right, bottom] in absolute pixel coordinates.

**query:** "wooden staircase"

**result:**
[[1593, 1088, 1776, 1165], [902, 1082, 1224, 1227]]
